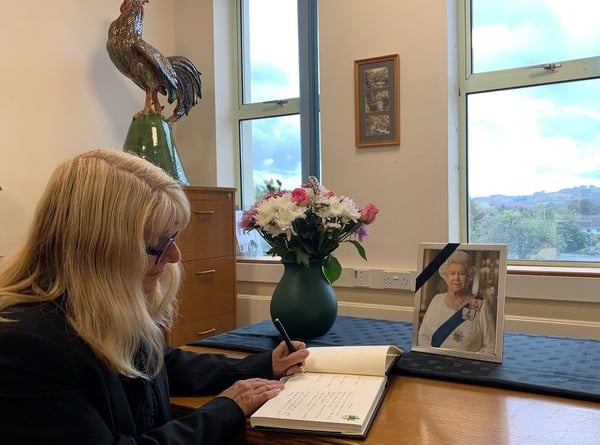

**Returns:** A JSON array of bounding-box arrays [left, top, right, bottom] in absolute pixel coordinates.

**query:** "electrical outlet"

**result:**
[[353, 269, 370, 287], [383, 270, 412, 290]]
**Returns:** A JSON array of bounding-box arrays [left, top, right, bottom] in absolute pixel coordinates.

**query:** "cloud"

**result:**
[[472, 23, 536, 62], [469, 89, 600, 197], [543, 0, 600, 45]]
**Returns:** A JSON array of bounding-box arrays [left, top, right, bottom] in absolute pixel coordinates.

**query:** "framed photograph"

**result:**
[[354, 54, 400, 147], [411, 242, 507, 363]]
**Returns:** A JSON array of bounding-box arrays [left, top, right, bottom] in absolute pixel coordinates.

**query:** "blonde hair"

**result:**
[[0, 149, 190, 378]]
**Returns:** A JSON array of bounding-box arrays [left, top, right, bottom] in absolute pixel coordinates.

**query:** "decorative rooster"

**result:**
[[107, 0, 202, 125]]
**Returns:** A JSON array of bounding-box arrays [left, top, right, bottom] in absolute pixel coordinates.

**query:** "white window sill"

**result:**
[[237, 258, 599, 303]]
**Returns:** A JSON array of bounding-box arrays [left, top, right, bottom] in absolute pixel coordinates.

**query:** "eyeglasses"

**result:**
[[145, 232, 179, 265]]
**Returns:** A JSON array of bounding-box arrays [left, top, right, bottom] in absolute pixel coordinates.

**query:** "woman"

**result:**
[[417, 250, 495, 354], [0, 149, 308, 445]]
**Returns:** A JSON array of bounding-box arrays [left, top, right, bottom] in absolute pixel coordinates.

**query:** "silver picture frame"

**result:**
[[411, 242, 507, 363]]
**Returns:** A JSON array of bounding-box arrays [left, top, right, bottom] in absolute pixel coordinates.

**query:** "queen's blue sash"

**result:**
[[431, 309, 466, 347]]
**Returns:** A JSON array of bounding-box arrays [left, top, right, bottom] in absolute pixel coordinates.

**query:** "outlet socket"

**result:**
[[383, 270, 412, 290], [353, 269, 370, 287]]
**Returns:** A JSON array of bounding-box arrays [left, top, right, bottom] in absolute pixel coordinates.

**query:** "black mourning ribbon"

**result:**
[[414, 243, 460, 292]]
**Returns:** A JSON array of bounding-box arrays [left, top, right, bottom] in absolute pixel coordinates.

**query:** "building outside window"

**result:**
[[460, 0, 600, 264]]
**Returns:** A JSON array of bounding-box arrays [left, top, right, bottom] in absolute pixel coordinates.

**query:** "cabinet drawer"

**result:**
[[178, 258, 235, 322], [169, 312, 235, 346], [178, 191, 234, 261]]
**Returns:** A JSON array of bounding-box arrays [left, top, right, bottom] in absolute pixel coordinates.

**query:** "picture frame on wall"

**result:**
[[354, 54, 400, 148], [411, 242, 507, 363]]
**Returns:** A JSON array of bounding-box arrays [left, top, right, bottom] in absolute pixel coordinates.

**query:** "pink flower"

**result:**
[[291, 187, 310, 206], [239, 175, 377, 283], [264, 190, 285, 201], [239, 208, 257, 231], [359, 203, 379, 224]]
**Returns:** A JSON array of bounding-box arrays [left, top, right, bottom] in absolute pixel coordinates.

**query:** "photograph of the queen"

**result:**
[[412, 244, 507, 363]]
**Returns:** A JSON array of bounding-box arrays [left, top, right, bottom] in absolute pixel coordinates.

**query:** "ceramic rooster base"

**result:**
[[107, 0, 202, 185], [122, 114, 189, 183]]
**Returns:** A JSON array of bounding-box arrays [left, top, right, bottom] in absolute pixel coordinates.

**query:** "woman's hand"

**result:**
[[219, 378, 285, 416], [272, 340, 309, 378]]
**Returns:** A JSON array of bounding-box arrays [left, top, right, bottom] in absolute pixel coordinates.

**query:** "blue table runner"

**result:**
[[190, 316, 600, 402]]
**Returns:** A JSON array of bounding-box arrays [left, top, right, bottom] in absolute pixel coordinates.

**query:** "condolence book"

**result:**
[[250, 345, 403, 438]]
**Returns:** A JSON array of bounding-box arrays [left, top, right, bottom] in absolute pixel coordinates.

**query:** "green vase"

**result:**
[[270, 260, 338, 339], [123, 113, 189, 185]]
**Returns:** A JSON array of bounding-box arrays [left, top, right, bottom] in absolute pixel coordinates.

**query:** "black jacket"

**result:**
[[0, 302, 273, 444]]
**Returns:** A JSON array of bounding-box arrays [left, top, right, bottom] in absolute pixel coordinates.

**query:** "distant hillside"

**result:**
[[473, 185, 600, 212]]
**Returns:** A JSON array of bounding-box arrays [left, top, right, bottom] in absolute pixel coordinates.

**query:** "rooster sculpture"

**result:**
[[107, 0, 202, 125]]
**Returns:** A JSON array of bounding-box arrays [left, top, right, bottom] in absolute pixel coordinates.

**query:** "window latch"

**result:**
[[543, 63, 561, 72], [263, 99, 289, 107]]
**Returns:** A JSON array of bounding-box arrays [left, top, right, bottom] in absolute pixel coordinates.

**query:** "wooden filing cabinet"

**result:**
[[168, 186, 237, 346]]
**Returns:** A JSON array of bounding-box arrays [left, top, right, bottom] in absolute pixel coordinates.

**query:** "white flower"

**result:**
[[239, 176, 378, 283], [316, 195, 361, 223], [254, 194, 307, 237]]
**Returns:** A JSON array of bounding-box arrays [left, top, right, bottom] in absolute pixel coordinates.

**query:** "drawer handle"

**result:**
[[195, 269, 216, 275], [193, 210, 215, 215], [197, 328, 217, 336]]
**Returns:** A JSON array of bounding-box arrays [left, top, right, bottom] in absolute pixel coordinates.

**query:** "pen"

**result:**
[[273, 318, 305, 372]]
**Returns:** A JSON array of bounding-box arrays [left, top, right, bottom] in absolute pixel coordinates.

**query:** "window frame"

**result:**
[[458, 0, 600, 268], [235, 0, 320, 210]]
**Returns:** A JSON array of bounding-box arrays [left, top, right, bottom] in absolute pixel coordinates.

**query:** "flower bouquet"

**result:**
[[240, 177, 378, 283]]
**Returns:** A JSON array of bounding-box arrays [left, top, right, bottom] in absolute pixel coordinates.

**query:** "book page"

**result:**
[[250, 372, 387, 433], [304, 345, 402, 376]]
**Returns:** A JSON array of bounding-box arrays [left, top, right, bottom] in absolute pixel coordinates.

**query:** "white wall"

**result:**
[[0, 1, 598, 338], [0, 0, 175, 255], [233, 0, 600, 338], [319, 0, 455, 269]]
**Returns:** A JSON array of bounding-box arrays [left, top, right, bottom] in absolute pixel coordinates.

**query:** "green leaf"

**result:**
[[348, 240, 367, 261], [323, 255, 342, 283]]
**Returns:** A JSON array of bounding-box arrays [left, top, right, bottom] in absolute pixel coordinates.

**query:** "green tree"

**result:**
[[556, 220, 589, 254], [470, 202, 554, 259]]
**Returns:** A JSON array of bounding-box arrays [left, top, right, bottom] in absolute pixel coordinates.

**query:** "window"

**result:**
[[236, 0, 319, 209], [460, 0, 600, 264]]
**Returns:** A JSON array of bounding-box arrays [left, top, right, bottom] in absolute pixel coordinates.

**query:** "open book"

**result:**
[[250, 345, 403, 438]]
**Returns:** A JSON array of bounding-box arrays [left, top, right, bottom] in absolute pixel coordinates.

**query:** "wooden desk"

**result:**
[[171, 346, 600, 445]]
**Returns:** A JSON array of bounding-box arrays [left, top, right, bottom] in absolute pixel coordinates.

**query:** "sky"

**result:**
[[247, 0, 299, 103], [468, 0, 600, 197], [243, 0, 302, 194]]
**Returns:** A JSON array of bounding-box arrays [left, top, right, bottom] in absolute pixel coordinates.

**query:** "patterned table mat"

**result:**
[[191, 316, 600, 402]]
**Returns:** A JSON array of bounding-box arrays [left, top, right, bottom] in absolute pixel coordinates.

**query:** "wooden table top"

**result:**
[[171, 346, 600, 445]]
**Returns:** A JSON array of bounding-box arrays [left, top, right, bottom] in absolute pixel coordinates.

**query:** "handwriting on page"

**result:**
[[275, 374, 372, 422]]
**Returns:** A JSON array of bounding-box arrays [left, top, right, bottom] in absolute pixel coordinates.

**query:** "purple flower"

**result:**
[[355, 223, 368, 242]]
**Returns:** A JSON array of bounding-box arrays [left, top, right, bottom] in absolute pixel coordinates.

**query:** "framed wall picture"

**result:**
[[411, 242, 507, 363], [354, 54, 400, 147]]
